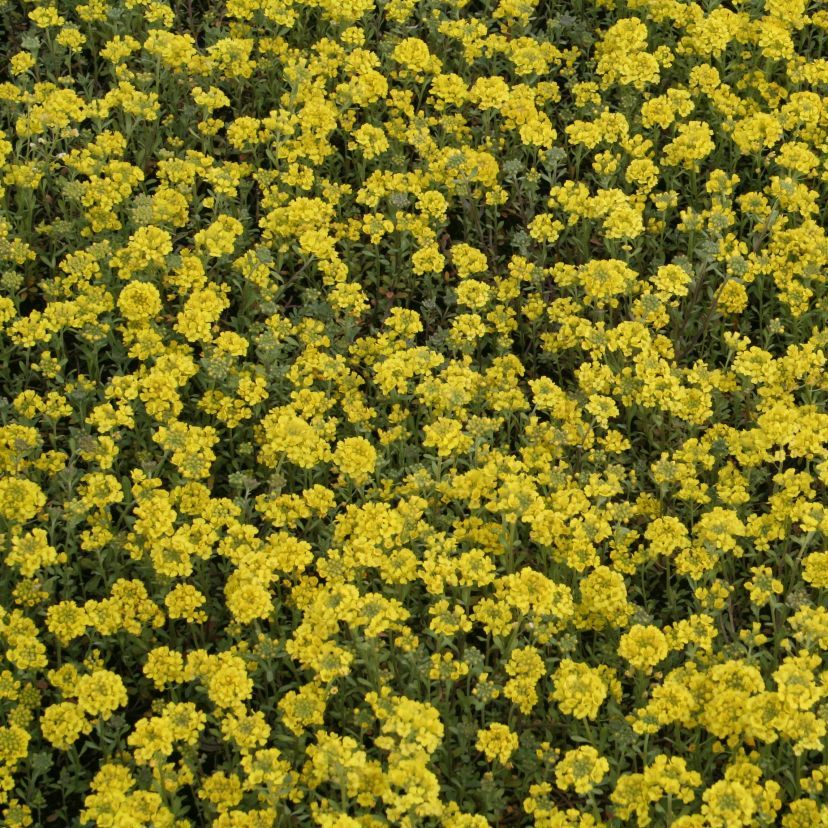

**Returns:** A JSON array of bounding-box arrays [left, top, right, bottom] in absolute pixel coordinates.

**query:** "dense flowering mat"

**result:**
[[0, 0, 827, 824]]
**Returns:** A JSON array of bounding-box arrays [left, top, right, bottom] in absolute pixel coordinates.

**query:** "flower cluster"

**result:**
[[0, 0, 827, 824]]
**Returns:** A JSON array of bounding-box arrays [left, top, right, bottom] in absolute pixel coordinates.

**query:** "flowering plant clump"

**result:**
[[0, 0, 828, 824]]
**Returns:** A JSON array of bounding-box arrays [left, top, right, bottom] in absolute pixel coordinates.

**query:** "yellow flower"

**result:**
[[194, 214, 244, 258], [802, 551, 828, 588], [29, 5, 65, 28], [555, 746, 609, 794], [701, 779, 757, 828], [143, 646, 185, 690], [117, 281, 162, 323], [258, 408, 333, 469], [164, 584, 207, 623], [744, 565, 784, 606], [662, 121, 716, 170], [576, 565, 632, 630], [423, 417, 471, 458], [0, 725, 29, 766], [412, 243, 446, 275], [618, 624, 670, 673], [351, 124, 389, 159], [127, 716, 175, 765], [476, 722, 519, 764], [225, 569, 273, 624], [504, 646, 545, 714], [75, 670, 128, 719], [551, 659, 608, 720], [391, 37, 440, 78], [0, 479, 45, 524], [9, 53, 35, 76], [45, 601, 89, 645], [221, 709, 270, 752], [41, 702, 92, 750], [5, 529, 59, 577], [717, 279, 749, 314], [206, 653, 254, 710], [332, 436, 377, 485], [278, 683, 327, 736], [56, 27, 86, 51]]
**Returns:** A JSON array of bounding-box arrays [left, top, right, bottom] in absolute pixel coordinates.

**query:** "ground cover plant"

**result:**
[[0, 0, 827, 823]]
